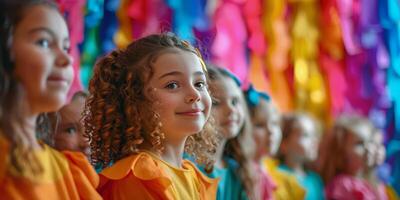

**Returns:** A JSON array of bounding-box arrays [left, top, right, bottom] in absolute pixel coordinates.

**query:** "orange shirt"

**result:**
[[98, 151, 218, 200], [0, 136, 101, 200]]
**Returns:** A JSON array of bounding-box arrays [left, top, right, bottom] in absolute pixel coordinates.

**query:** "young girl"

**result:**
[[0, 0, 100, 199], [84, 33, 219, 199], [205, 65, 257, 200], [278, 113, 325, 200], [319, 114, 377, 199], [245, 87, 306, 200], [48, 91, 90, 158]]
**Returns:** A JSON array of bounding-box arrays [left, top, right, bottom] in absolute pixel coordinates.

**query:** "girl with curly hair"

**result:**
[[0, 0, 101, 199], [85, 33, 219, 199], [204, 65, 257, 200]]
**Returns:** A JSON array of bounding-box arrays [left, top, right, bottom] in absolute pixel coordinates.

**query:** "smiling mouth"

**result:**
[[176, 110, 203, 116]]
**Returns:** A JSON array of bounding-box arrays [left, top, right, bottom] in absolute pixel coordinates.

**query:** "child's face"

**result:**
[[283, 117, 319, 163], [146, 50, 211, 141], [344, 132, 367, 175], [366, 131, 386, 168], [54, 96, 90, 157], [11, 5, 73, 114], [211, 77, 245, 139], [252, 100, 282, 156]]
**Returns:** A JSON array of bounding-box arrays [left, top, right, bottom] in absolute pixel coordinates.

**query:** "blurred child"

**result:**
[[0, 0, 100, 199], [85, 33, 219, 199], [364, 128, 399, 200], [278, 113, 324, 200], [245, 86, 306, 200], [320, 114, 377, 199], [49, 91, 90, 158], [206, 65, 257, 200]]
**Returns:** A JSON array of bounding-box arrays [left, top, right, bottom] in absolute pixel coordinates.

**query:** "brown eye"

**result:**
[[165, 82, 179, 90], [64, 127, 77, 135], [195, 81, 207, 90], [36, 39, 50, 48]]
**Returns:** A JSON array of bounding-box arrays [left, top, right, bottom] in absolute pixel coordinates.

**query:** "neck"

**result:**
[[214, 138, 227, 168], [159, 137, 187, 168], [284, 157, 305, 176], [253, 151, 264, 162], [18, 112, 41, 150]]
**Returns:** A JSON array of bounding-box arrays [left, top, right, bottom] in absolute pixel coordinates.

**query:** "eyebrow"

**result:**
[[28, 27, 70, 42], [158, 70, 205, 79]]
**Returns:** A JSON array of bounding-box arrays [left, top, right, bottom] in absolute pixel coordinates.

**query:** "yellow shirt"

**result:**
[[0, 135, 101, 200], [99, 151, 218, 200], [262, 157, 306, 200]]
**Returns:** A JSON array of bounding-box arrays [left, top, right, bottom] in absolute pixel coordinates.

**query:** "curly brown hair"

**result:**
[[207, 65, 257, 200], [0, 0, 60, 175], [84, 33, 219, 170]]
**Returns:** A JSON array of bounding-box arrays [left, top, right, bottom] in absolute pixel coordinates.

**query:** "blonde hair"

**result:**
[[318, 114, 374, 183], [207, 64, 257, 200]]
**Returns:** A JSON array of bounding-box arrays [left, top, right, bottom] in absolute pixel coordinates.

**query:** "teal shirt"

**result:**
[[279, 164, 325, 200]]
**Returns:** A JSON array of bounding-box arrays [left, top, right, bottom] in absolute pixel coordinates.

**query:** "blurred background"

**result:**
[[56, 0, 400, 194]]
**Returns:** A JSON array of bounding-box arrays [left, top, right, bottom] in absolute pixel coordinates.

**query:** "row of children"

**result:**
[[0, 0, 398, 199]]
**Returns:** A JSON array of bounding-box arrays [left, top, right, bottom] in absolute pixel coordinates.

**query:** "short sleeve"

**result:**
[[63, 151, 102, 199]]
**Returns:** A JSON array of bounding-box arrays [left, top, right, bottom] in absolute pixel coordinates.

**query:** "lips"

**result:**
[[47, 74, 70, 87], [176, 109, 203, 116], [48, 74, 67, 82]]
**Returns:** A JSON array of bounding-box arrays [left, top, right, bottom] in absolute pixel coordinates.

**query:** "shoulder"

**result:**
[[326, 175, 377, 199], [59, 150, 101, 199], [183, 159, 219, 199], [307, 170, 324, 185], [183, 159, 219, 186], [225, 157, 239, 169], [62, 150, 99, 188], [100, 152, 168, 181]]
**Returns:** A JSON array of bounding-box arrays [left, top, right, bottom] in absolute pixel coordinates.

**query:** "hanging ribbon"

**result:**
[[80, 0, 104, 87], [165, 0, 209, 43], [261, 0, 293, 112], [289, 0, 328, 119], [128, 0, 170, 39], [211, 0, 248, 85], [115, 0, 133, 48]]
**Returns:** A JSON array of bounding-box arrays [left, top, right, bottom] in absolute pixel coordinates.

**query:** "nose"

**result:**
[[225, 101, 235, 116], [56, 47, 73, 68], [185, 86, 201, 103]]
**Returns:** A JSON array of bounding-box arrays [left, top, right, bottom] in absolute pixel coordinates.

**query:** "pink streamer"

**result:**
[[211, 1, 248, 85]]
